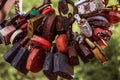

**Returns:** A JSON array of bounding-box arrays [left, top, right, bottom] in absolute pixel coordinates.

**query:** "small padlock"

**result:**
[[26, 48, 46, 73], [56, 34, 68, 53], [53, 52, 74, 79], [3, 42, 21, 63], [74, 14, 92, 37], [10, 29, 26, 44], [0, 0, 7, 10], [94, 28, 112, 41], [68, 43, 80, 66], [42, 44, 57, 80], [0, 19, 27, 45], [85, 38, 108, 64], [73, 41, 89, 63]]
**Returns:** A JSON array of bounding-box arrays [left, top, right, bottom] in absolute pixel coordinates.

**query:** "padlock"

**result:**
[[42, 13, 57, 42], [74, 0, 105, 17], [0, 0, 7, 9], [56, 16, 68, 33], [43, 44, 57, 80], [3, 42, 21, 63], [85, 38, 108, 64], [11, 46, 29, 74], [79, 42, 94, 60], [53, 52, 74, 79], [73, 41, 89, 63], [68, 43, 80, 66], [93, 34, 108, 49], [30, 35, 51, 51], [74, 14, 92, 37], [0, 19, 27, 45], [10, 29, 26, 44], [56, 34, 68, 53], [26, 48, 46, 73], [94, 28, 112, 41]]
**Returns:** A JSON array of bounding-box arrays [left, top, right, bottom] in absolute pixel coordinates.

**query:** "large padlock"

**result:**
[[68, 43, 80, 66], [11, 46, 29, 74], [26, 48, 46, 73], [56, 34, 68, 53], [53, 52, 74, 79], [42, 44, 57, 80], [42, 13, 57, 42], [74, 0, 105, 17]]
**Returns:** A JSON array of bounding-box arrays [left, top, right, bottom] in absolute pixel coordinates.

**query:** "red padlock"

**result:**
[[42, 8, 55, 15], [30, 35, 51, 51], [26, 48, 46, 73], [94, 28, 112, 41], [93, 34, 107, 49], [99, 11, 120, 24], [56, 34, 68, 53], [108, 11, 120, 24]]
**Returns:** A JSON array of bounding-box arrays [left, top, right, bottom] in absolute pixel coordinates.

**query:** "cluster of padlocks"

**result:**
[[0, 0, 120, 79]]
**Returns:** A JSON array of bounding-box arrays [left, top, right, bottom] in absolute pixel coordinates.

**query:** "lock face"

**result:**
[[53, 52, 74, 80], [11, 47, 29, 74], [43, 44, 57, 80], [3, 42, 21, 63], [56, 34, 68, 53], [75, 0, 105, 16], [0, 25, 16, 45], [26, 48, 46, 73]]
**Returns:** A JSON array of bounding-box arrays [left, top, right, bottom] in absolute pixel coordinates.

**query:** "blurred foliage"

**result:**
[[0, 0, 120, 80]]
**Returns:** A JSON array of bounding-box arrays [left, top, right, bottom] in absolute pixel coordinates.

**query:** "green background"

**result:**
[[0, 0, 120, 80]]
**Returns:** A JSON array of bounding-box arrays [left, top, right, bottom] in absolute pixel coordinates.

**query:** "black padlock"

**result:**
[[42, 44, 57, 80], [79, 42, 94, 60], [11, 46, 29, 74], [53, 52, 74, 79], [3, 42, 21, 63]]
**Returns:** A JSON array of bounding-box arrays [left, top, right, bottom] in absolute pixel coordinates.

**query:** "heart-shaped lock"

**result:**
[[26, 48, 46, 73], [56, 34, 68, 53]]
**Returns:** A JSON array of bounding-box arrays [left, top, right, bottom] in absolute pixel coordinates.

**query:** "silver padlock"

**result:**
[[74, 0, 105, 16], [74, 14, 92, 37]]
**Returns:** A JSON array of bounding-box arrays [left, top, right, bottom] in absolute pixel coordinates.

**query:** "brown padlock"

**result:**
[[68, 43, 80, 66], [56, 34, 68, 53], [42, 13, 57, 42]]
